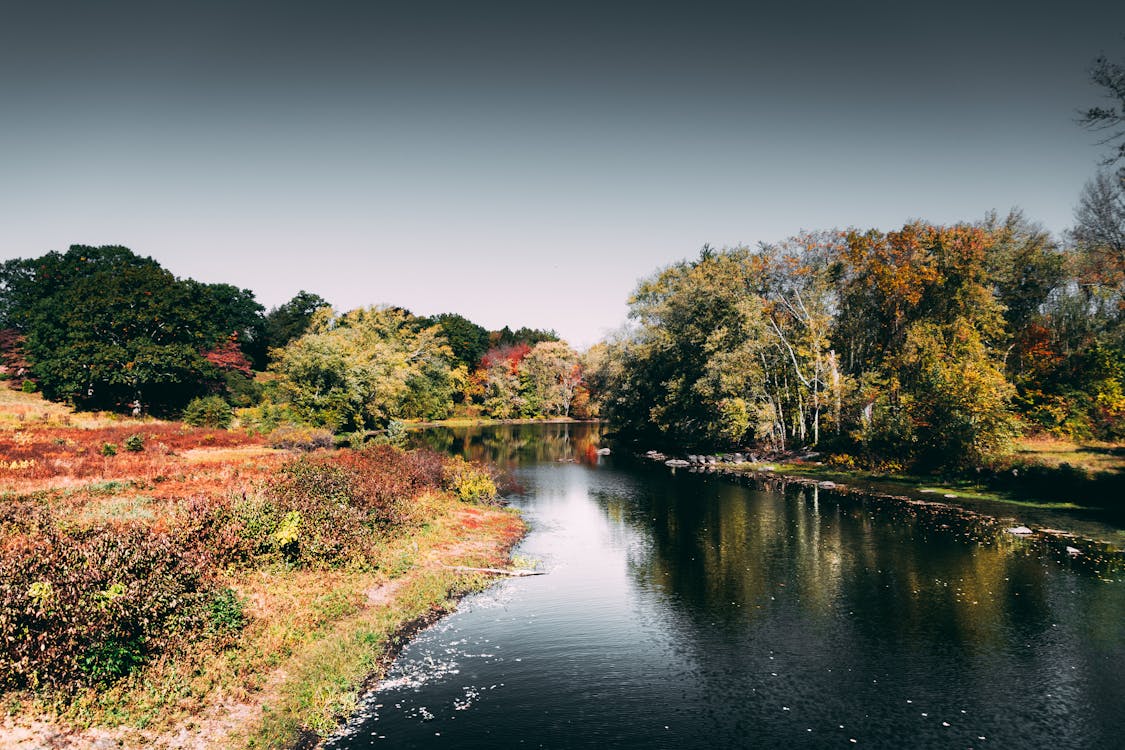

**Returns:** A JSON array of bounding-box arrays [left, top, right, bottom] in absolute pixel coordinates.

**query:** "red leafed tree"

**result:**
[[479, 343, 531, 374], [204, 333, 253, 376]]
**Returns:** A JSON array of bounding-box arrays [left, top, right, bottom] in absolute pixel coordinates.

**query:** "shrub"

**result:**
[[266, 425, 335, 451], [123, 434, 145, 452], [443, 456, 498, 503], [249, 447, 451, 568], [100, 442, 117, 456], [207, 587, 246, 645], [0, 522, 214, 691], [384, 419, 406, 446], [182, 395, 233, 429], [20, 379, 37, 393], [826, 453, 857, 470]]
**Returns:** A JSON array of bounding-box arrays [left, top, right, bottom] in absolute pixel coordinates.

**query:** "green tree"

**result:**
[[0, 246, 259, 414], [263, 291, 331, 353], [890, 319, 1018, 469], [518, 341, 582, 417], [489, 325, 559, 349], [270, 306, 455, 431], [422, 313, 490, 370], [194, 282, 266, 368]]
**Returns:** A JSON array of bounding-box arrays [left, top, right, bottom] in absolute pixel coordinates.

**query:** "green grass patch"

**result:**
[[244, 569, 494, 748]]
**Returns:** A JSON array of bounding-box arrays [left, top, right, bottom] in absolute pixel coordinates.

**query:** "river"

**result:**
[[326, 423, 1125, 749]]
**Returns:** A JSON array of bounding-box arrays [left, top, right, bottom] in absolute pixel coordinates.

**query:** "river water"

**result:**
[[327, 423, 1125, 749]]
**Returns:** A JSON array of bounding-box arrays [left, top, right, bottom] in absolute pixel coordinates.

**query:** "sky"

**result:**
[[2, 1, 1123, 348]]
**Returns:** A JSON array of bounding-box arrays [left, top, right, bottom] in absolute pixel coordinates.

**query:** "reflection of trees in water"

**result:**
[[408, 422, 608, 467], [598, 471, 1091, 660], [409, 429, 454, 454], [591, 473, 1125, 747]]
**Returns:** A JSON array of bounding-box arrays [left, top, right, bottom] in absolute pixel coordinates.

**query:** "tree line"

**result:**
[[0, 245, 588, 430], [589, 198, 1123, 469]]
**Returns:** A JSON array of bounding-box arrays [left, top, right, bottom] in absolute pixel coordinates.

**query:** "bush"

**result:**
[[384, 419, 406, 446], [237, 446, 450, 569], [266, 425, 336, 451], [0, 522, 215, 691], [443, 457, 498, 503], [182, 395, 233, 429], [207, 587, 246, 644], [100, 442, 117, 456], [123, 434, 145, 452], [20, 379, 37, 393]]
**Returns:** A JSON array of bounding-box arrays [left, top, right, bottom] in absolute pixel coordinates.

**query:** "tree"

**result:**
[[1070, 172, 1125, 301], [23, 259, 220, 412], [890, 319, 1018, 469], [194, 282, 266, 368], [476, 343, 531, 419], [983, 210, 1065, 341], [0, 245, 272, 414], [263, 291, 331, 353], [597, 224, 1024, 466], [519, 341, 583, 417], [422, 313, 490, 370], [269, 306, 455, 431], [489, 325, 559, 349], [1079, 52, 1125, 172]]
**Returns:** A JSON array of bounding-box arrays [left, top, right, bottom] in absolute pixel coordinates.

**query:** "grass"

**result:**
[[729, 451, 1113, 511], [1012, 436, 1125, 475], [0, 390, 525, 749]]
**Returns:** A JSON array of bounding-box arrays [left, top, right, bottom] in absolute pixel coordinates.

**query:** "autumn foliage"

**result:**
[[0, 409, 500, 693], [596, 215, 1124, 469]]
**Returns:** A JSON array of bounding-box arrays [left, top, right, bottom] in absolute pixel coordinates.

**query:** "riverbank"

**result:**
[[634, 448, 1125, 564], [0, 390, 525, 749]]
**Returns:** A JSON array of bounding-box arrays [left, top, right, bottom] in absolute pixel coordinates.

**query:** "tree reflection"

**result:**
[[407, 422, 608, 467]]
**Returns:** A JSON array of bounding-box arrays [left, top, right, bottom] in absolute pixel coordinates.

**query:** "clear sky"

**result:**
[[2, 1, 1123, 348]]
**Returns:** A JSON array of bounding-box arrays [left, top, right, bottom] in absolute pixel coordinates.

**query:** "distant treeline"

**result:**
[[589, 194, 1125, 470], [0, 245, 590, 430]]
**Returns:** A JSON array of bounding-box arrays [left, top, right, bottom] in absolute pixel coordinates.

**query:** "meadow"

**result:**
[[0, 388, 524, 749]]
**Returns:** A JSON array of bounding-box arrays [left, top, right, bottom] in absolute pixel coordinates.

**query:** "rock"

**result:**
[[733, 453, 745, 463], [1007, 525, 1034, 536], [665, 459, 690, 467], [596, 447, 611, 456], [1066, 546, 1081, 557], [818, 481, 837, 489]]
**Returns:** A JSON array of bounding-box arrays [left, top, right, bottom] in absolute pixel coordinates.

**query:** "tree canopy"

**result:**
[[0, 246, 265, 414], [595, 220, 1085, 469], [268, 306, 457, 431]]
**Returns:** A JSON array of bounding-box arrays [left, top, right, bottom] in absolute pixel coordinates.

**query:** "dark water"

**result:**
[[328, 423, 1125, 749]]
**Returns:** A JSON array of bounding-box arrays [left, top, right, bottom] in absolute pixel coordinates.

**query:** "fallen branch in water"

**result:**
[[443, 565, 545, 577]]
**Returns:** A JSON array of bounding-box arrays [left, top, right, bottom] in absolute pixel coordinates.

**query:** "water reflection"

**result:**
[[407, 422, 609, 467], [597, 467, 1125, 747], [334, 425, 1125, 749]]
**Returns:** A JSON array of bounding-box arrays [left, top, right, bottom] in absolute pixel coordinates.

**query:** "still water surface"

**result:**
[[328, 423, 1124, 749]]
